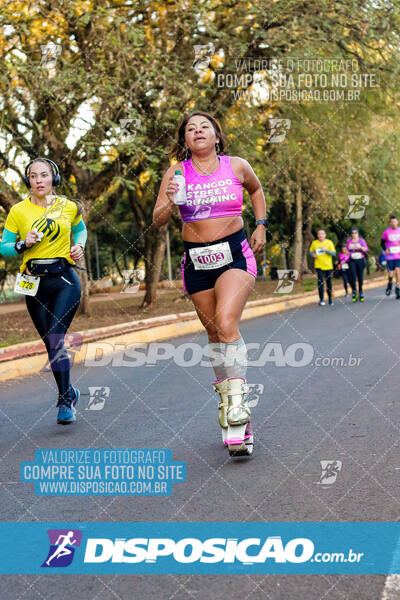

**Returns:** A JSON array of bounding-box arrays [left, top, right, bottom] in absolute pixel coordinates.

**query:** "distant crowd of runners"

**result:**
[[309, 216, 400, 306]]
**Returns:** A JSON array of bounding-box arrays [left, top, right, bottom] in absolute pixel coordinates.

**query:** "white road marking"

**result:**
[[382, 536, 400, 599], [382, 575, 400, 599]]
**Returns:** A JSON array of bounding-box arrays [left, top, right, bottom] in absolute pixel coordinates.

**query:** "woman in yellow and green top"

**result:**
[[0, 158, 87, 425], [309, 229, 336, 306]]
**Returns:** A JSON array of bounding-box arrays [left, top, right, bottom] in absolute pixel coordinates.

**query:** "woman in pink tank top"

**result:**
[[153, 111, 267, 457]]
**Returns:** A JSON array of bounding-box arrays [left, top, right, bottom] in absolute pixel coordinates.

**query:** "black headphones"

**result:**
[[24, 158, 61, 188]]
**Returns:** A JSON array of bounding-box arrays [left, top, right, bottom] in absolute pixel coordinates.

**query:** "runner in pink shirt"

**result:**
[[381, 215, 400, 298], [338, 245, 351, 296], [153, 111, 267, 457], [346, 228, 368, 302]]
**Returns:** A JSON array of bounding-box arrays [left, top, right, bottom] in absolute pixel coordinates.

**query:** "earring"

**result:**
[[184, 147, 191, 160], [215, 142, 220, 154]]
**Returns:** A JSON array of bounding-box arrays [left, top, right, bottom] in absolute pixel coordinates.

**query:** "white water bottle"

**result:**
[[173, 170, 186, 205], [32, 227, 44, 242]]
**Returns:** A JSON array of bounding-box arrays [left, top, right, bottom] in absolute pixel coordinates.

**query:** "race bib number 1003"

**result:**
[[189, 241, 233, 270]]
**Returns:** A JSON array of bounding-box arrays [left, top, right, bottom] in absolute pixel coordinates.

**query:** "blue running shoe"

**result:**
[[71, 386, 80, 407], [57, 387, 78, 425], [57, 402, 76, 425]]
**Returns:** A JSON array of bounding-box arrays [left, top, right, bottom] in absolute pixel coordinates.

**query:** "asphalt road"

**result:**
[[1, 286, 399, 599]]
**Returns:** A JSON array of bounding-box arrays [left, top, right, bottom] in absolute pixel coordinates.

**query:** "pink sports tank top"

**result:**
[[178, 155, 243, 223]]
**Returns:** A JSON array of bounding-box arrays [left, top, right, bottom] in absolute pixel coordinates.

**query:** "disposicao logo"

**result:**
[[41, 529, 82, 568], [83, 536, 314, 564]]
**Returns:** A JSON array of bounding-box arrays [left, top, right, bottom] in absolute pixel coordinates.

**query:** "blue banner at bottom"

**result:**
[[0, 522, 399, 574]]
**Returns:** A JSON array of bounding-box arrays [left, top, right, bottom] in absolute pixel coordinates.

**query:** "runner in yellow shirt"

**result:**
[[0, 158, 87, 425], [309, 230, 336, 306]]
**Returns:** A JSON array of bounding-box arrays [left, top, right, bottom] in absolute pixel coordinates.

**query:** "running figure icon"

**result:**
[[45, 531, 77, 566]]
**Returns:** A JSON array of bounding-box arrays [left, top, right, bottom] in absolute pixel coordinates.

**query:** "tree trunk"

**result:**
[[293, 166, 303, 278], [282, 243, 287, 270], [85, 234, 93, 280], [142, 224, 168, 308], [302, 202, 313, 273], [112, 247, 124, 279]]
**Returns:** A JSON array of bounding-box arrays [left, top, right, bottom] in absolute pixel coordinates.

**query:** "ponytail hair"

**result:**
[[71, 198, 83, 216]]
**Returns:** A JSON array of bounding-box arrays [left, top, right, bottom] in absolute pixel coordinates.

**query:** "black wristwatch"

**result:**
[[256, 218, 268, 228], [14, 240, 27, 254]]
